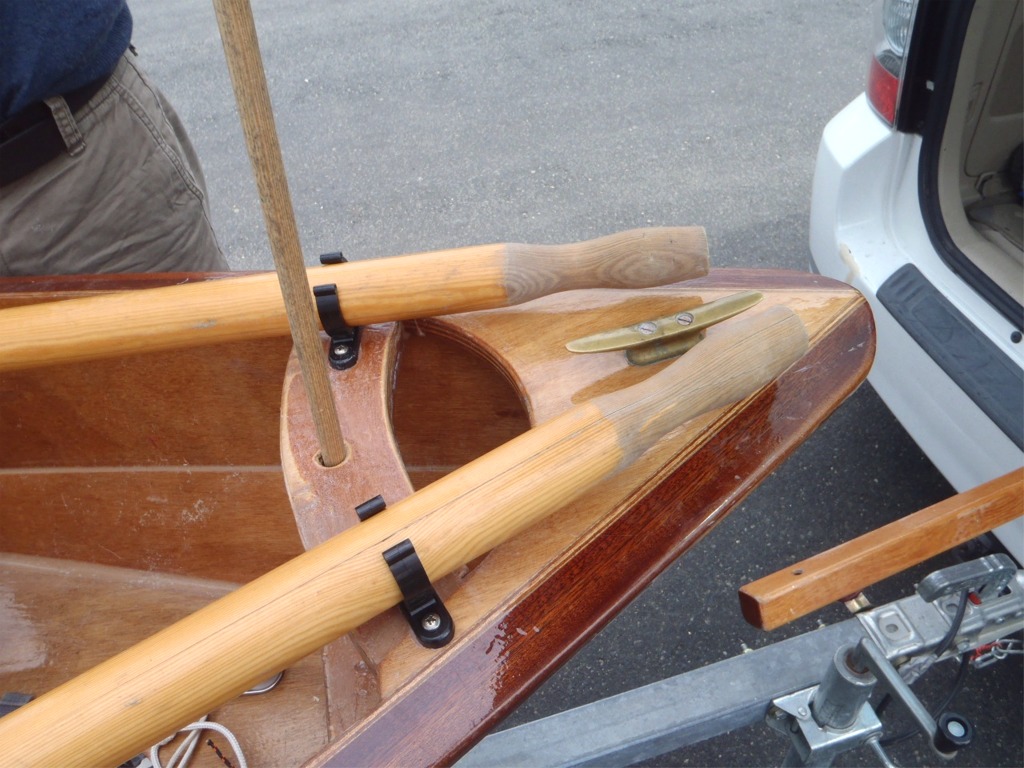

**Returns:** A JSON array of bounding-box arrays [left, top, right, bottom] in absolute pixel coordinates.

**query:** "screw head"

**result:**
[[638, 321, 658, 335], [421, 613, 442, 632], [676, 312, 695, 325], [333, 345, 349, 357]]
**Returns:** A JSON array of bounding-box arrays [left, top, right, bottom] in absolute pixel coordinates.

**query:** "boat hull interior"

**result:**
[[0, 269, 874, 767]]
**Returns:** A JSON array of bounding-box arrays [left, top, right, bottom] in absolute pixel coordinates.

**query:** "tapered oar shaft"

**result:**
[[0, 305, 804, 768], [0, 227, 707, 373]]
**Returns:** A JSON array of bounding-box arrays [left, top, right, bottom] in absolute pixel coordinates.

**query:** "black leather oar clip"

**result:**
[[313, 251, 360, 370], [383, 538, 454, 649]]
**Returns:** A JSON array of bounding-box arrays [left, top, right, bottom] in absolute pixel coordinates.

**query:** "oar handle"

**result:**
[[596, 305, 808, 464], [0, 307, 805, 768], [0, 227, 707, 372], [323, 227, 708, 325], [503, 226, 710, 300], [320, 226, 708, 325]]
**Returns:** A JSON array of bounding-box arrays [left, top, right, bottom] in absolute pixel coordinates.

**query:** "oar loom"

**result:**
[[0, 227, 708, 373]]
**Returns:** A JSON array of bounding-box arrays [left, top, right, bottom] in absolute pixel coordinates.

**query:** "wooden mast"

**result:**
[[211, 0, 347, 465]]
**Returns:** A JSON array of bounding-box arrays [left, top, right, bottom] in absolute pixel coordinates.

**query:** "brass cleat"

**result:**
[[566, 290, 764, 365]]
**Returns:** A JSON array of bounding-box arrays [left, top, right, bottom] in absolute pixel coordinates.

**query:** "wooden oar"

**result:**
[[0, 305, 805, 768], [0, 226, 707, 373], [739, 469, 1024, 630]]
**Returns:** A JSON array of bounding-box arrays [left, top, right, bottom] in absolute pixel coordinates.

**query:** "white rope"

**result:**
[[148, 715, 248, 768]]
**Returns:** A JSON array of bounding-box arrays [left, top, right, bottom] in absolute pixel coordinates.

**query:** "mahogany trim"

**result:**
[[309, 301, 874, 767]]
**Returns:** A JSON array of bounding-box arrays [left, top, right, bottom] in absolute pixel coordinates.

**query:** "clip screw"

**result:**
[[422, 613, 442, 632]]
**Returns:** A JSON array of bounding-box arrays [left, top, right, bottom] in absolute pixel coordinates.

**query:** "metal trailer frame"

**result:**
[[458, 556, 1024, 768]]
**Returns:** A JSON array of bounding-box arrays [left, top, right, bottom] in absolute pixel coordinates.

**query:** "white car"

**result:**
[[809, 0, 1023, 561]]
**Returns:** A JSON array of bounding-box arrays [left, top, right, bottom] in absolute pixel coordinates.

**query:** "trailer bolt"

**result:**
[[422, 613, 442, 631]]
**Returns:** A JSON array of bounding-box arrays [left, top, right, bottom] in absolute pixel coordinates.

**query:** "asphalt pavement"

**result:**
[[133, 1, 1022, 765]]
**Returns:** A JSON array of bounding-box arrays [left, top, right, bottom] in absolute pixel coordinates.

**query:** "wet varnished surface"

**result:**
[[305, 270, 873, 767], [0, 269, 872, 767], [0, 273, 303, 585]]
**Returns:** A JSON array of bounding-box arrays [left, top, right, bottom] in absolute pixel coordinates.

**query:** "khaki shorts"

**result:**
[[0, 54, 228, 275]]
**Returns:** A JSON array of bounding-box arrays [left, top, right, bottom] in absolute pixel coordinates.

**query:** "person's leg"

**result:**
[[0, 53, 228, 275]]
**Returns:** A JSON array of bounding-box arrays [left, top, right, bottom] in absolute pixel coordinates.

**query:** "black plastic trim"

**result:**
[[878, 264, 1023, 450], [912, 0, 1024, 331], [896, 0, 973, 133]]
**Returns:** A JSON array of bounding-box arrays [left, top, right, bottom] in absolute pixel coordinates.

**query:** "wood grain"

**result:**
[[282, 321, 532, 735], [311, 296, 875, 768], [0, 469, 300, 583], [0, 227, 708, 373], [0, 307, 807, 767], [392, 327, 532, 489], [279, 322, 418, 736], [0, 336, 290, 468], [279, 273, 854, 754], [0, 554, 328, 768], [500, 227, 708, 302], [738, 469, 1024, 630], [0, 278, 301, 583], [212, 0, 346, 466], [0, 269, 875, 768]]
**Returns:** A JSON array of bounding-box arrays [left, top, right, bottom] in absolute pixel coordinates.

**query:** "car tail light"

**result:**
[[867, 0, 919, 125]]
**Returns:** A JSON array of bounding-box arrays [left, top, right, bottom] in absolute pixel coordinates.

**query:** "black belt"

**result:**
[[0, 72, 112, 186]]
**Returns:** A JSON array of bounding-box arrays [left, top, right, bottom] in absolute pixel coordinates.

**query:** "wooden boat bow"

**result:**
[[0, 267, 874, 767]]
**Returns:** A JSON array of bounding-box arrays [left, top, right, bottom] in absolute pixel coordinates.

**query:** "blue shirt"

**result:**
[[0, 0, 132, 122]]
